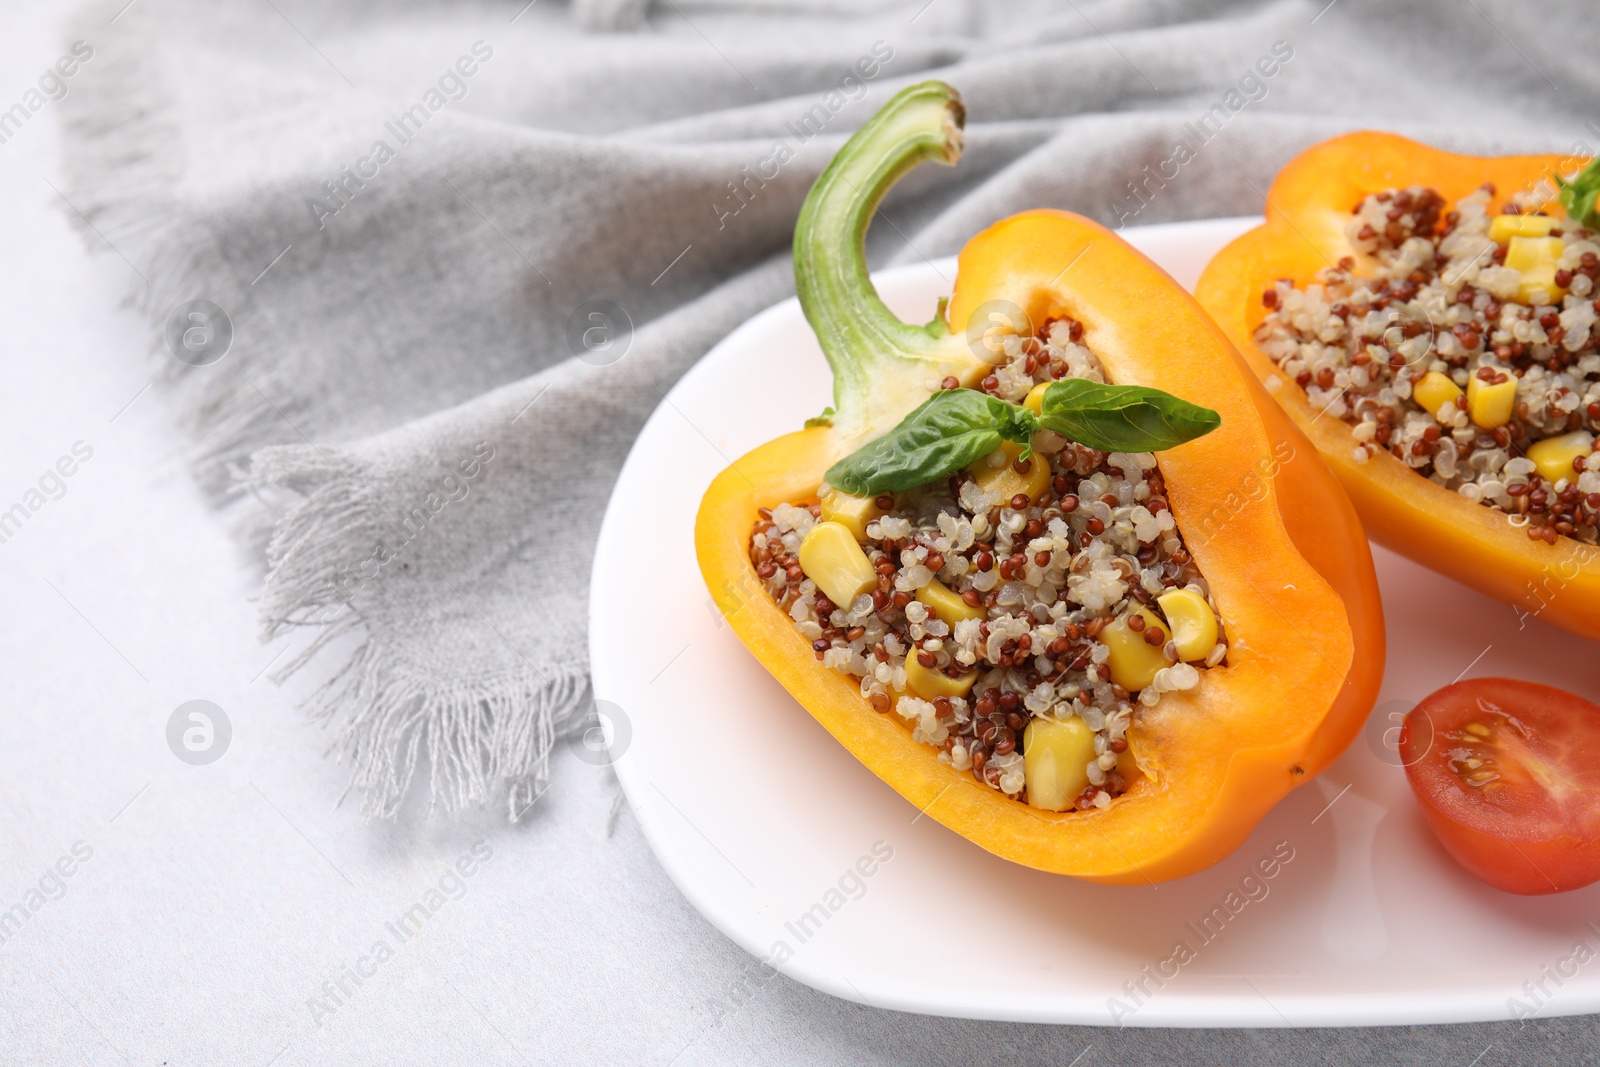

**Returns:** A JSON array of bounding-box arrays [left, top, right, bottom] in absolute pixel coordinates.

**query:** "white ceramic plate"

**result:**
[[590, 217, 1600, 1027]]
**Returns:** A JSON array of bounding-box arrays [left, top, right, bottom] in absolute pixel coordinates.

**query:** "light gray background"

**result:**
[[4, 0, 1600, 1064]]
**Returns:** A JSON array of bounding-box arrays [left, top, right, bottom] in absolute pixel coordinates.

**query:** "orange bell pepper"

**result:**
[[1197, 132, 1600, 637], [695, 83, 1384, 884]]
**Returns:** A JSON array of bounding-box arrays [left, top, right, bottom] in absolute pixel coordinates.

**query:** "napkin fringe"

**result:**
[[249, 445, 588, 821], [60, 6, 592, 821]]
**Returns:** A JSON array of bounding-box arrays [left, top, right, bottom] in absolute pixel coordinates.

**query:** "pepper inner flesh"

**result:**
[[1254, 183, 1600, 546], [749, 315, 1226, 811]]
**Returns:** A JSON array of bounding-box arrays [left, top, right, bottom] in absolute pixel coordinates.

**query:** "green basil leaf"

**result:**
[[992, 398, 1039, 448], [825, 389, 1029, 496], [1036, 378, 1220, 453], [1558, 157, 1600, 229]]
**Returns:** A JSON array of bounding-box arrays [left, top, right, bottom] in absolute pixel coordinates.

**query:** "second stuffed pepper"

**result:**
[[1198, 132, 1600, 637]]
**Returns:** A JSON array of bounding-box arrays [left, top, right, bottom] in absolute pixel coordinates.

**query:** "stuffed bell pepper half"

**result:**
[[1198, 132, 1600, 637], [696, 82, 1384, 885]]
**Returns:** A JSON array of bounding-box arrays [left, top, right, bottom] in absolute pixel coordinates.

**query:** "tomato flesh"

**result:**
[[1399, 677, 1600, 895]]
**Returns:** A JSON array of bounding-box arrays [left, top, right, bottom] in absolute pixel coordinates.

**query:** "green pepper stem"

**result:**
[[794, 80, 984, 443]]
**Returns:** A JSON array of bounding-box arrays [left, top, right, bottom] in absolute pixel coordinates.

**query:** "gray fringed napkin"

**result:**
[[59, 0, 1590, 818]]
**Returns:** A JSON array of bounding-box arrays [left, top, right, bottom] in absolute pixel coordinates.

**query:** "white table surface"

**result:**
[[4, 4, 1599, 1064]]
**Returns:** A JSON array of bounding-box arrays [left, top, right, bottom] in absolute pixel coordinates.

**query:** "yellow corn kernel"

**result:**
[[1022, 716, 1095, 812], [819, 487, 884, 542], [916, 577, 984, 625], [1156, 588, 1219, 663], [1465, 371, 1518, 429], [1526, 431, 1594, 486], [1488, 214, 1556, 243], [904, 653, 978, 701], [1412, 371, 1463, 420], [1102, 608, 1170, 692], [797, 521, 876, 607], [1505, 235, 1564, 273], [1023, 382, 1050, 415], [1517, 262, 1564, 305], [969, 442, 1050, 506]]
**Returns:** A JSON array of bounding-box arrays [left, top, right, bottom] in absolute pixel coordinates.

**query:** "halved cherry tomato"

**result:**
[[1400, 678, 1600, 895]]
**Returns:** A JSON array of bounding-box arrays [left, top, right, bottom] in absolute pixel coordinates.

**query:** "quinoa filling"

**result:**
[[749, 318, 1225, 810], [1254, 183, 1600, 545]]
